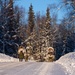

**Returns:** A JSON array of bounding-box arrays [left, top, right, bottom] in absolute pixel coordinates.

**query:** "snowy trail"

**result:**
[[0, 52, 75, 75], [37, 62, 68, 75], [0, 62, 68, 75], [47, 63, 68, 75]]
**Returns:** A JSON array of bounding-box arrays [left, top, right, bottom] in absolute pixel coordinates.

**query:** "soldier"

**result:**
[[18, 46, 25, 62], [48, 47, 55, 62], [45, 47, 55, 62], [24, 53, 28, 62], [18, 51, 24, 62], [25, 42, 33, 61]]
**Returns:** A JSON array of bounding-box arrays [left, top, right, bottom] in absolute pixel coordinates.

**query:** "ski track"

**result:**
[[0, 62, 69, 75]]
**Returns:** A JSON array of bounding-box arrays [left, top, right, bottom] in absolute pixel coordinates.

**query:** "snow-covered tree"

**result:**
[[0, 0, 8, 53], [0, 0, 23, 56], [28, 4, 35, 34]]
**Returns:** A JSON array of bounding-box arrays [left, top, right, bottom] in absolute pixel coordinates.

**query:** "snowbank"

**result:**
[[0, 52, 75, 75], [0, 53, 19, 62], [56, 52, 75, 75]]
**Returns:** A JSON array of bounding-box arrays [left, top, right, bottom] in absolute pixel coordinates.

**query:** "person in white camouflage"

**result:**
[[18, 46, 25, 62], [45, 47, 55, 62], [25, 42, 33, 61]]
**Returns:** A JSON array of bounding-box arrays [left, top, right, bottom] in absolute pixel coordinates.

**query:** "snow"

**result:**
[[56, 52, 75, 75], [0, 52, 75, 75], [0, 53, 18, 62]]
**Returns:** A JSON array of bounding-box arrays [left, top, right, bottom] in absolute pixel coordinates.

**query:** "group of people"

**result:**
[[18, 42, 34, 62], [17, 45, 55, 62], [18, 46, 28, 62]]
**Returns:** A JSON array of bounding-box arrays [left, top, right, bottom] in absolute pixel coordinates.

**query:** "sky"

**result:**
[[15, 0, 65, 22]]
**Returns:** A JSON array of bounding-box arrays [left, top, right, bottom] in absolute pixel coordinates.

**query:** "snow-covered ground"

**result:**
[[0, 52, 75, 75], [56, 52, 75, 75], [0, 53, 18, 62]]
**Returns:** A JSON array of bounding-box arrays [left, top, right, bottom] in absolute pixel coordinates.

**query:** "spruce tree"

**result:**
[[45, 7, 51, 29], [0, 0, 7, 53], [45, 7, 52, 47], [28, 4, 35, 33], [35, 8, 52, 60], [7, 0, 14, 31], [46, 7, 55, 47], [4, 0, 21, 55]]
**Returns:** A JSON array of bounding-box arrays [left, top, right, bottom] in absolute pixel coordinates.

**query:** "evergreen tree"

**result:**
[[4, 0, 21, 56], [0, 0, 25, 56], [45, 7, 51, 29], [45, 7, 53, 47], [28, 4, 35, 33], [0, 0, 3, 52], [7, 0, 14, 31], [0, 0, 7, 53]]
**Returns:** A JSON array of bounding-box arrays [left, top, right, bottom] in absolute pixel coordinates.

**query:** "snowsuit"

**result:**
[[18, 46, 26, 62], [18, 51, 24, 62], [25, 54, 28, 62]]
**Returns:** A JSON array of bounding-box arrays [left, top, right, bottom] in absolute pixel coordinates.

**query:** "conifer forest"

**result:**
[[0, 0, 75, 60]]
